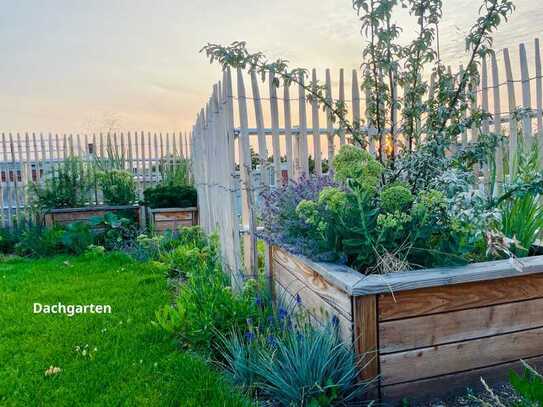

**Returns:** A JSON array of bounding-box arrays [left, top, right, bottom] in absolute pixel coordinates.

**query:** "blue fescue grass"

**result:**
[[0, 252, 250, 406]]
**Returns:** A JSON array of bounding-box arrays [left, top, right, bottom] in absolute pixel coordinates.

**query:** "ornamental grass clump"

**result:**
[[219, 304, 368, 406]]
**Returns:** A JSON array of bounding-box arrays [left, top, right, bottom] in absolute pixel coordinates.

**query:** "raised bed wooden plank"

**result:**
[[154, 212, 193, 222], [380, 326, 543, 385], [272, 250, 353, 318], [273, 275, 353, 343], [352, 255, 543, 296], [273, 247, 363, 295], [380, 297, 543, 353], [378, 273, 543, 321], [272, 259, 352, 325], [353, 296, 379, 384], [381, 354, 543, 404]]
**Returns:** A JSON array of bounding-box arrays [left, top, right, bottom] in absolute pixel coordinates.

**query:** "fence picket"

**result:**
[[503, 47, 518, 174], [298, 74, 309, 176], [312, 69, 322, 175], [269, 72, 282, 185], [284, 78, 295, 179], [236, 67, 257, 277], [519, 43, 533, 149], [325, 69, 335, 164]]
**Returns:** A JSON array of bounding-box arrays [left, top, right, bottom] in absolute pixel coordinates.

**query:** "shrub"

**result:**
[[97, 169, 137, 205], [143, 185, 197, 209]]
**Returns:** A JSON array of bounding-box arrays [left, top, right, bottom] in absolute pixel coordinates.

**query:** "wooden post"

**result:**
[[354, 295, 379, 398]]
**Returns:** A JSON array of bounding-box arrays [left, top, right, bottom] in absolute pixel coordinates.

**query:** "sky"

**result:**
[[0, 0, 542, 134]]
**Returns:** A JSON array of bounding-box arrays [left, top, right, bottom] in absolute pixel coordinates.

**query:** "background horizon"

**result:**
[[1, 0, 541, 134]]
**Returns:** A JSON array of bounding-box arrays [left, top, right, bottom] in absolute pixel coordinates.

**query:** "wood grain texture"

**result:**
[[272, 248, 353, 337], [380, 326, 543, 385], [352, 255, 543, 296], [353, 296, 379, 383], [381, 355, 543, 405], [273, 247, 363, 295], [380, 297, 543, 353], [378, 273, 543, 321]]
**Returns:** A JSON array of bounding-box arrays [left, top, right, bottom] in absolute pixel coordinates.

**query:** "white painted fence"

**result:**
[[192, 39, 543, 283]]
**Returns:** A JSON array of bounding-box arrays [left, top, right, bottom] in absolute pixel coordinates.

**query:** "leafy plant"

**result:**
[[90, 212, 138, 251], [154, 229, 264, 354], [62, 222, 94, 255], [14, 225, 64, 257], [510, 362, 543, 406], [97, 169, 137, 205], [30, 157, 91, 210]]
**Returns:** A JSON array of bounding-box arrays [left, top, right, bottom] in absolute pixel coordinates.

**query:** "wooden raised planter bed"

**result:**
[[270, 245, 543, 404], [149, 207, 198, 233], [44, 205, 141, 227]]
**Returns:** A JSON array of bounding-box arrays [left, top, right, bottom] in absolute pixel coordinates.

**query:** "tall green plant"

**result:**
[[30, 157, 91, 210]]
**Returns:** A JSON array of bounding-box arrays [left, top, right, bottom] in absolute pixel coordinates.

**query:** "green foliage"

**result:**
[[380, 183, 413, 213], [30, 157, 91, 210], [97, 169, 137, 205], [90, 212, 138, 251], [332, 145, 383, 192], [154, 229, 263, 354], [160, 158, 192, 187], [509, 362, 543, 406], [61, 222, 94, 255], [14, 225, 65, 257], [500, 194, 543, 257], [143, 185, 197, 209], [220, 324, 368, 406]]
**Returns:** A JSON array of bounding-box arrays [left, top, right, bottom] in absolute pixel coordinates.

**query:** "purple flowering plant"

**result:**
[[258, 174, 343, 261]]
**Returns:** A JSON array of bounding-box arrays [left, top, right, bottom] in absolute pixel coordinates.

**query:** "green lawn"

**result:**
[[0, 253, 249, 406]]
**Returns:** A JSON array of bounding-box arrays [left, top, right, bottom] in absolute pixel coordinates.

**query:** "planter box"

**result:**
[[44, 205, 141, 227], [270, 245, 543, 404], [149, 207, 198, 233]]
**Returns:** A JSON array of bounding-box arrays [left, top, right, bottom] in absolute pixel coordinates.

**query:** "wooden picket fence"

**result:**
[[0, 131, 190, 229], [190, 38, 543, 285]]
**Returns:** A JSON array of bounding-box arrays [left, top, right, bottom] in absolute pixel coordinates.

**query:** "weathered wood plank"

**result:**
[[153, 211, 193, 222], [272, 247, 363, 296], [378, 272, 543, 321], [380, 297, 543, 353], [380, 326, 543, 385], [352, 255, 543, 297], [353, 296, 379, 383], [273, 264, 352, 342], [273, 260, 352, 339], [272, 251, 352, 320], [381, 354, 543, 404]]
